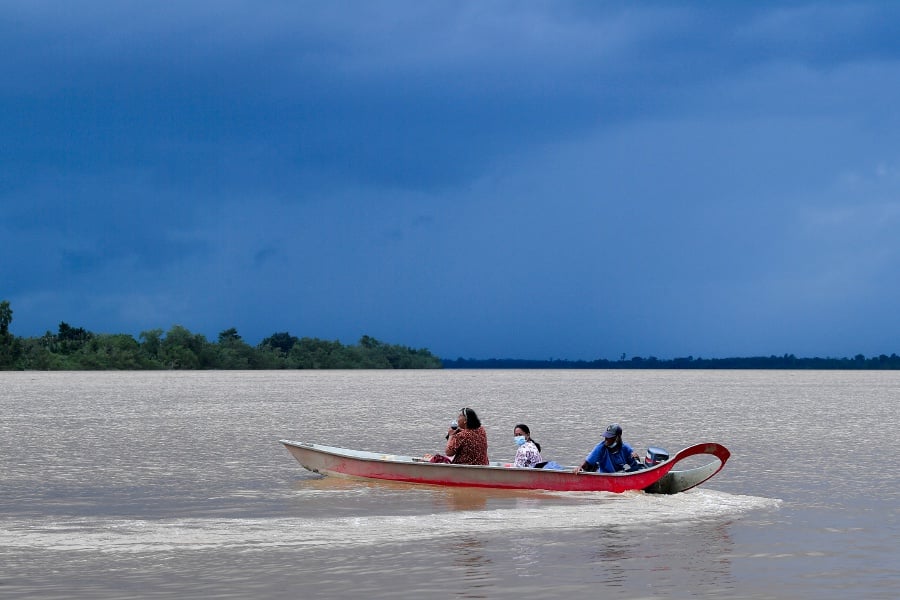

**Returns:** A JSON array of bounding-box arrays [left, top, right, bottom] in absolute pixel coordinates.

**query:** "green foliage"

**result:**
[[260, 332, 298, 354], [139, 329, 163, 360], [0, 300, 442, 370], [0, 300, 11, 335], [160, 325, 216, 369], [6, 296, 896, 372], [54, 321, 93, 354], [79, 334, 153, 369]]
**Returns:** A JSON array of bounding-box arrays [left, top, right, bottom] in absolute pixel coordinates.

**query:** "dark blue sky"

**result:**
[[3, 1, 900, 360]]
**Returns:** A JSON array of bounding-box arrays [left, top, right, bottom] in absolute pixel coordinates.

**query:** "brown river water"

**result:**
[[1, 370, 897, 599]]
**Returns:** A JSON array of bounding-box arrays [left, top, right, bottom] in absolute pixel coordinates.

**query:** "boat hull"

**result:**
[[280, 440, 730, 494]]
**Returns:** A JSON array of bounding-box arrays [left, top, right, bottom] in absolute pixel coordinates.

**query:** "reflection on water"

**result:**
[[292, 474, 562, 515], [449, 536, 492, 599], [563, 517, 739, 594], [590, 530, 630, 587], [433, 489, 490, 513]]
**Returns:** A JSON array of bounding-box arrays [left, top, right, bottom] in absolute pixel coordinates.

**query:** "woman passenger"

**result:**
[[512, 423, 543, 468], [445, 407, 489, 465]]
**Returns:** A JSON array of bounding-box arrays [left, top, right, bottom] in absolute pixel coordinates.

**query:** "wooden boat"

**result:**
[[280, 440, 730, 494]]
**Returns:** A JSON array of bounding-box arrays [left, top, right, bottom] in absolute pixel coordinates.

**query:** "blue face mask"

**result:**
[[514, 435, 527, 447]]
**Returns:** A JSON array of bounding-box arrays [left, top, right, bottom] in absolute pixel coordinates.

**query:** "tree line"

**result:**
[[0, 300, 441, 370], [443, 353, 900, 370], [3, 299, 899, 370]]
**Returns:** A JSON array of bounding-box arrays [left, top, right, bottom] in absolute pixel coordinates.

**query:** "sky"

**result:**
[[2, 1, 900, 361]]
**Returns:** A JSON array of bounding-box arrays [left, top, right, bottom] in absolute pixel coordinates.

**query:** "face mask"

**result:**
[[514, 435, 527, 447]]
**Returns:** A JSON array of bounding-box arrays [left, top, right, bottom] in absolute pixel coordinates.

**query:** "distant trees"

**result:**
[[79, 334, 149, 370], [0, 300, 443, 370], [0, 300, 19, 367], [259, 332, 298, 356], [442, 353, 900, 370], [0, 300, 11, 335], [3, 298, 900, 371], [139, 329, 164, 360]]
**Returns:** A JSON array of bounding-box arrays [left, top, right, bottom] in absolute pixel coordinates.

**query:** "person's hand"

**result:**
[[572, 465, 581, 474]]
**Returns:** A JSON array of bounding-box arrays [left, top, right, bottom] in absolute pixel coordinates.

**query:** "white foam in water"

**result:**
[[0, 490, 780, 554]]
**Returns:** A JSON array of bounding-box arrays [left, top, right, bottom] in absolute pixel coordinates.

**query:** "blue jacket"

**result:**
[[584, 441, 640, 473]]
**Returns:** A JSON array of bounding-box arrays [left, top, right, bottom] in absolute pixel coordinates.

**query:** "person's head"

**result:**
[[459, 407, 482, 429], [603, 423, 622, 447], [513, 423, 541, 452]]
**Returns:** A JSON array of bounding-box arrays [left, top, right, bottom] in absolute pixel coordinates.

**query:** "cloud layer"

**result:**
[[3, 1, 900, 359]]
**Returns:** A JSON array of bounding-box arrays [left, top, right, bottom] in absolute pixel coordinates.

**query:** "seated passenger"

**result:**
[[573, 423, 642, 474], [512, 423, 543, 468], [445, 407, 489, 465]]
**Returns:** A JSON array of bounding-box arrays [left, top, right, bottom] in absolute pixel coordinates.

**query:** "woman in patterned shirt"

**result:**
[[445, 407, 489, 465], [512, 423, 543, 467]]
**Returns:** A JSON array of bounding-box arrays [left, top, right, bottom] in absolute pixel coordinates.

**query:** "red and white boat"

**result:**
[[280, 440, 730, 494]]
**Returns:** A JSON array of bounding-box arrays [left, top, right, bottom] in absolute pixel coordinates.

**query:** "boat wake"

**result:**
[[0, 489, 780, 554]]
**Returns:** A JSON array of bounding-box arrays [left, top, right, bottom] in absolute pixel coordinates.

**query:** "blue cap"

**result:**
[[603, 424, 622, 439]]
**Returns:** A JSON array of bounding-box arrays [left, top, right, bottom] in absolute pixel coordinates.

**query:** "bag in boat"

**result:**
[[537, 460, 565, 470]]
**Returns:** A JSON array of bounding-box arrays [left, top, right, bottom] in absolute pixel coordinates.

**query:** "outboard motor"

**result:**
[[644, 446, 670, 467]]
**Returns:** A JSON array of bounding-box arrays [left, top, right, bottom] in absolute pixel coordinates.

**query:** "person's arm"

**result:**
[[574, 442, 602, 473], [573, 460, 594, 473], [445, 429, 463, 456], [624, 444, 641, 470]]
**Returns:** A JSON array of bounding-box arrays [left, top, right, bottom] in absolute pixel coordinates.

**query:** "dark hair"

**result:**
[[514, 423, 541, 452], [461, 407, 482, 429]]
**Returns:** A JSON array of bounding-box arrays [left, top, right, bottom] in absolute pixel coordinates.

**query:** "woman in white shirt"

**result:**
[[512, 423, 543, 468]]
